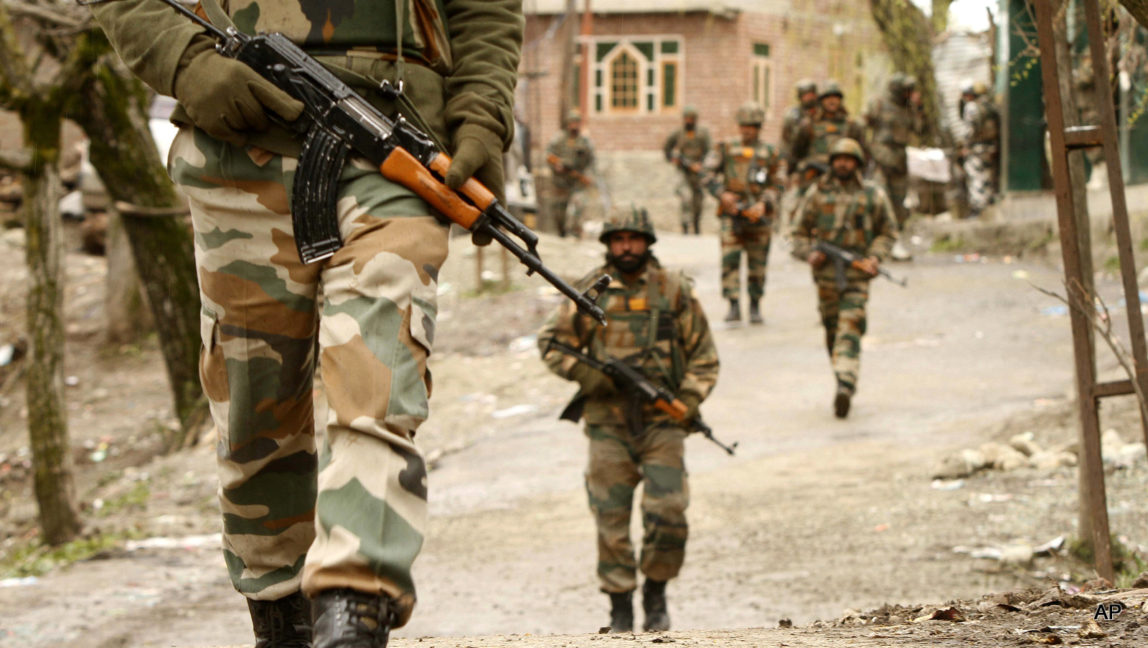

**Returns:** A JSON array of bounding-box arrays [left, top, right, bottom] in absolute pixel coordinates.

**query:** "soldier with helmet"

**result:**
[[547, 108, 597, 237], [956, 80, 1000, 218], [781, 79, 819, 171], [663, 106, 713, 234], [538, 206, 719, 634], [790, 80, 868, 198], [864, 73, 924, 260], [706, 100, 785, 324], [789, 138, 898, 419]]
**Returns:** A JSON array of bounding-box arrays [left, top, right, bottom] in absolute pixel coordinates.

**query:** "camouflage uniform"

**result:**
[[93, 0, 522, 630], [537, 219, 719, 596], [663, 109, 712, 234], [780, 79, 818, 170], [958, 87, 1000, 217], [547, 120, 596, 238], [790, 143, 897, 400], [790, 83, 867, 195], [864, 75, 924, 227], [707, 116, 784, 313]]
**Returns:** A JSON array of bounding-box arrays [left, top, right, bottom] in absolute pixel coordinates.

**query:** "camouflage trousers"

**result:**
[[674, 174, 705, 233], [963, 148, 997, 215], [719, 215, 771, 301], [170, 127, 445, 627], [585, 423, 689, 593], [875, 165, 910, 227], [815, 275, 870, 394], [550, 186, 588, 238]]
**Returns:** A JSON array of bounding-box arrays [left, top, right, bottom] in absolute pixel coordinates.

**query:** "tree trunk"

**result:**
[[1119, 0, 1148, 29], [869, 0, 943, 144], [22, 100, 81, 546], [66, 36, 207, 447], [103, 212, 152, 345]]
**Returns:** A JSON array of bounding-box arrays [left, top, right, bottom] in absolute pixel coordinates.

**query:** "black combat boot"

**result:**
[[607, 591, 634, 633], [747, 299, 763, 325], [247, 591, 312, 648], [641, 579, 670, 632], [723, 299, 740, 323], [312, 588, 396, 648], [834, 385, 852, 419], [681, 223, 690, 234]]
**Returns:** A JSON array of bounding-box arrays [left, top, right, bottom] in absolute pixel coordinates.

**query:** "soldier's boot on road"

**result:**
[[312, 589, 396, 648], [247, 591, 312, 648], [607, 591, 634, 633], [692, 214, 701, 235], [641, 579, 670, 632], [724, 299, 741, 323], [681, 223, 690, 235], [834, 385, 853, 419], [890, 240, 913, 262], [748, 299, 763, 325]]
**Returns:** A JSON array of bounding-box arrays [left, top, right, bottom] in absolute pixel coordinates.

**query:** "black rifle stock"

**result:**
[[544, 339, 737, 456], [814, 240, 908, 292], [109, 0, 607, 324]]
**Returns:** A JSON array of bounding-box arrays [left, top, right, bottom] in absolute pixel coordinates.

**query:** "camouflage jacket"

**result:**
[[91, 0, 523, 157], [790, 172, 898, 281], [663, 127, 713, 172], [791, 107, 868, 171], [864, 94, 923, 172], [546, 132, 596, 191], [706, 138, 785, 219], [960, 97, 1000, 150], [780, 102, 816, 165], [538, 258, 719, 427]]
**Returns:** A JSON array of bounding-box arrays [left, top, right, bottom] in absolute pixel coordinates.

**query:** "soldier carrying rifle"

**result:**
[[790, 138, 898, 419], [538, 207, 720, 634]]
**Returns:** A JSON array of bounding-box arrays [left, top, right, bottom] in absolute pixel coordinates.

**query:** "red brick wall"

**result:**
[[521, 4, 888, 160]]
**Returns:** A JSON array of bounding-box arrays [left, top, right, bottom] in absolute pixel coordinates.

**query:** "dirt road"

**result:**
[[2, 229, 1146, 647]]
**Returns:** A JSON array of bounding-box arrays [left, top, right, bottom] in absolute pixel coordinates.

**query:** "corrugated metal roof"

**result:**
[[523, 0, 747, 15]]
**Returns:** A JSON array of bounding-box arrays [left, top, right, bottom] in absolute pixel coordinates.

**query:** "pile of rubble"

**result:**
[[933, 429, 1146, 480]]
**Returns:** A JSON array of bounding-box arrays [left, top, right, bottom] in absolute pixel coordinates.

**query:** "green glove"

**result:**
[[173, 39, 304, 146], [678, 392, 702, 425], [445, 125, 506, 247], [569, 363, 614, 397]]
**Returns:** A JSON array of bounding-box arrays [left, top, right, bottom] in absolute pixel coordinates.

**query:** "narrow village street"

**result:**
[[4, 227, 1145, 647]]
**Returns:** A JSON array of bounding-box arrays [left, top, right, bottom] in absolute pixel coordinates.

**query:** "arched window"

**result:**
[[591, 37, 681, 115], [610, 50, 639, 111]]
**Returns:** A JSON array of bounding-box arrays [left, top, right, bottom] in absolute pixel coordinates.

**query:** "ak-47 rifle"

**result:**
[[546, 153, 594, 187], [814, 240, 908, 292], [544, 338, 737, 456], [101, 0, 607, 324], [714, 163, 775, 234]]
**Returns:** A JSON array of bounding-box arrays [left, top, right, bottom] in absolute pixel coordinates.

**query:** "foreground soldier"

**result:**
[[663, 106, 712, 234], [790, 139, 896, 418], [92, 0, 522, 646], [864, 73, 923, 260], [538, 208, 719, 633], [546, 109, 597, 237], [707, 101, 784, 325]]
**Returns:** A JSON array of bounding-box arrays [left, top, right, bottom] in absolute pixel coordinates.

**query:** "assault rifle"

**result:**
[[815, 240, 908, 292], [545, 153, 594, 187], [102, 0, 607, 324], [544, 338, 737, 456]]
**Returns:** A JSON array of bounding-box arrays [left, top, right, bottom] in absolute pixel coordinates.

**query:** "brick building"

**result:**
[[521, 0, 891, 228]]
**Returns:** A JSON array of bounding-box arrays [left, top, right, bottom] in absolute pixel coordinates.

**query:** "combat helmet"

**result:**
[[682, 105, 699, 118], [600, 205, 657, 244], [887, 72, 906, 94], [735, 101, 765, 126], [565, 108, 583, 125], [960, 79, 976, 96], [971, 80, 988, 96], [795, 78, 817, 97], [818, 80, 844, 100], [828, 138, 865, 165]]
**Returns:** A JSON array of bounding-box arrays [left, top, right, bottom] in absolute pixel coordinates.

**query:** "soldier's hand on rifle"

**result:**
[[173, 38, 304, 146], [444, 127, 505, 246], [569, 363, 614, 396], [856, 256, 880, 277], [679, 392, 702, 425], [720, 191, 740, 214], [808, 250, 827, 268], [688, 161, 703, 174], [742, 201, 766, 222]]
